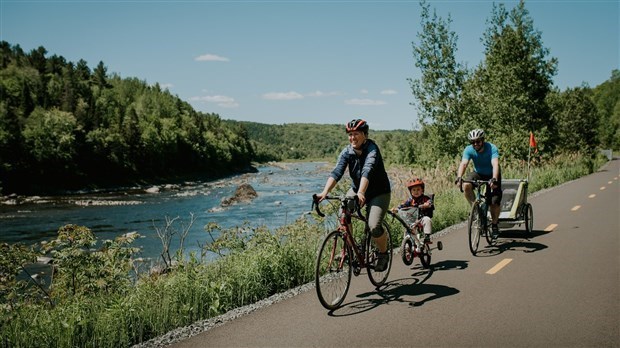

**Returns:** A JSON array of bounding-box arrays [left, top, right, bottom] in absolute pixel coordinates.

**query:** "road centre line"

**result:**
[[608, 181, 613, 184], [571, 205, 581, 211], [486, 259, 513, 274], [545, 224, 558, 232], [588, 194, 596, 198], [600, 186, 606, 190]]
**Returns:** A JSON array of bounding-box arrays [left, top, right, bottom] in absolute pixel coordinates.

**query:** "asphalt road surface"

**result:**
[[169, 158, 619, 348]]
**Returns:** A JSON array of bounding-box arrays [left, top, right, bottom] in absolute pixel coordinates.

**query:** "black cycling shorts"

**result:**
[[464, 171, 502, 206]]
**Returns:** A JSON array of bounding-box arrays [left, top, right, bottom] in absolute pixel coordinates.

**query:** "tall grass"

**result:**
[[0, 152, 608, 348]]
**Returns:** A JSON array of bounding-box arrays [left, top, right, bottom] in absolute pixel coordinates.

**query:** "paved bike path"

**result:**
[[167, 158, 619, 347]]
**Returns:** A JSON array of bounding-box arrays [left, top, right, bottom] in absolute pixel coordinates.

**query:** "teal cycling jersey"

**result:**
[[462, 142, 499, 177]]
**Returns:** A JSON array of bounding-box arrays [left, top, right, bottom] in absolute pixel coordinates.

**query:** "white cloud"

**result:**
[[160, 83, 174, 90], [360, 89, 369, 94], [344, 98, 386, 106], [262, 91, 304, 100], [195, 54, 230, 62], [380, 89, 397, 95], [306, 90, 341, 97], [190, 95, 238, 108]]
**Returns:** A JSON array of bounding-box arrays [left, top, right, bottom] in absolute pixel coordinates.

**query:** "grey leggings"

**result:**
[[347, 189, 391, 237]]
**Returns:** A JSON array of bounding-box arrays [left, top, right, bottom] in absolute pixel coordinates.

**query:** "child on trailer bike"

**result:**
[[391, 178, 434, 252]]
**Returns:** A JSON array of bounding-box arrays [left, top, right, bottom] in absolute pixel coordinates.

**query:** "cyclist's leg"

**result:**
[[367, 192, 391, 253], [421, 216, 432, 241], [463, 172, 480, 205], [489, 172, 503, 225]]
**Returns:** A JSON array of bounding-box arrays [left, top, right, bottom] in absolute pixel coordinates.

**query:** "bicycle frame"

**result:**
[[319, 195, 369, 268]]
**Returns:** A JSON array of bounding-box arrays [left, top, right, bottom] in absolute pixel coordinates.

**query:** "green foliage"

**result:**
[[547, 87, 599, 154], [590, 70, 620, 150], [0, 42, 255, 195], [460, 0, 557, 160], [0, 243, 38, 310], [408, 0, 466, 162], [40, 225, 140, 300], [227, 121, 347, 161], [22, 107, 77, 163]]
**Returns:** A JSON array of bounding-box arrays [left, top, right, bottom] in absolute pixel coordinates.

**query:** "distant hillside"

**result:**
[[226, 120, 418, 165]]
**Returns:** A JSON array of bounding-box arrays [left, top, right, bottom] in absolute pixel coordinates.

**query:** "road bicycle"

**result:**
[[311, 194, 392, 310], [459, 179, 495, 255], [387, 204, 443, 269]]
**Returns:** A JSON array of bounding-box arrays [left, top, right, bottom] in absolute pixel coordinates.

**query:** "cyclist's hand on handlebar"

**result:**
[[488, 177, 498, 189], [315, 191, 328, 202], [356, 191, 366, 207], [455, 176, 462, 185]]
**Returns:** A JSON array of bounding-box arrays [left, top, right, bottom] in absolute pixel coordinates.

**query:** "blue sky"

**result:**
[[1, 0, 618, 130]]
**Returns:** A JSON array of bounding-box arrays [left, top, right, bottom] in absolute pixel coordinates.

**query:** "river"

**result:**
[[0, 162, 331, 262]]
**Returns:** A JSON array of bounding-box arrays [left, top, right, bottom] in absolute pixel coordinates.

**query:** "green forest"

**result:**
[[1, 1, 619, 197], [0, 43, 256, 195]]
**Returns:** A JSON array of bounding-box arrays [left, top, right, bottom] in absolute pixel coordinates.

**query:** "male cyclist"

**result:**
[[455, 129, 502, 239], [316, 119, 392, 271]]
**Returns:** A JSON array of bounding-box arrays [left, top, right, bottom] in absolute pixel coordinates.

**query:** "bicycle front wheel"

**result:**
[[367, 222, 392, 287], [419, 241, 431, 269], [315, 230, 352, 310], [468, 202, 482, 255]]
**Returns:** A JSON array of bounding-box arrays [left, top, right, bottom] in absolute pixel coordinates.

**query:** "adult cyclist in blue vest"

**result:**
[[455, 129, 502, 239], [316, 119, 392, 271]]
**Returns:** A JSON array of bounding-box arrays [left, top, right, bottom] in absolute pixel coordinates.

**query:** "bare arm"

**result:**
[[357, 177, 369, 206], [491, 157, 500, 188], [456, 159, 469, 180], [317, 177, 337, 202]]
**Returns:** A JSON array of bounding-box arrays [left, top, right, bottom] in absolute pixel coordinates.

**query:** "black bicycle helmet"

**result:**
[[467, 128, 485, 141], [346, 119, 369, 134]]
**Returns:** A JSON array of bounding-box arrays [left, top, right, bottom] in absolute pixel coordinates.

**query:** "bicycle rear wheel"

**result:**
[[524, 203, 533, 235], [315, 230, 352, 310], [468, 202, 481, 255], [367, 222, 392, 287], [483, 206, 495, 246]]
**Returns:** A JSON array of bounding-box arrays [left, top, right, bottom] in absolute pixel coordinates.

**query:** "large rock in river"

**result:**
[[221, 183, 258, 207]]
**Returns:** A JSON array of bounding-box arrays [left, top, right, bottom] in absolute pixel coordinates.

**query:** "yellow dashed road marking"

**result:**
[[486, 259, 513, 274], [545, 224, 558, 232], [600, 186, 606, 190], [588, 194, 596, 198], [571, 205, 581, 211]]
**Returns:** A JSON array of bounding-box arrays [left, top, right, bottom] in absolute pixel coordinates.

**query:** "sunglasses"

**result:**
[[470, 139, 483, 145]]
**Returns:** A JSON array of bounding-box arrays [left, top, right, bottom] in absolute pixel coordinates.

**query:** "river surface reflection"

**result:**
[[0, 162, 330, 261]]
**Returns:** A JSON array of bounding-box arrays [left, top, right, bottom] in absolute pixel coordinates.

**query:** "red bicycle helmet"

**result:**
[[406, 178, 425, 190], [346, 119, 369, 133]]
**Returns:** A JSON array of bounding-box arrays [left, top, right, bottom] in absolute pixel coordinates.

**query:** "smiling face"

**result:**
[[348, 130, 367, 150], [409, 185, 423, 198], [471, 138, 484, 152]]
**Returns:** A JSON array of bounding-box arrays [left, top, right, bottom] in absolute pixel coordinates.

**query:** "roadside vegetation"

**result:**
[[1, 0, 618, 347]]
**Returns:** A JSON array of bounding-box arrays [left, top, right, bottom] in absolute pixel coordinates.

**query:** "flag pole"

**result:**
[[527, 143, 531, 182]]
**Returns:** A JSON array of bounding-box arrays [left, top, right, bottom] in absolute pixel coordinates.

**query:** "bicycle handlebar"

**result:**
[[459, 179, 491, 193], [311, 194, 326, 217], [311, 194, 364, 219]]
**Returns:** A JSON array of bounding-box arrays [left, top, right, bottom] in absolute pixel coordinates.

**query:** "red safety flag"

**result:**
[[529, 132, 538, 153]]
